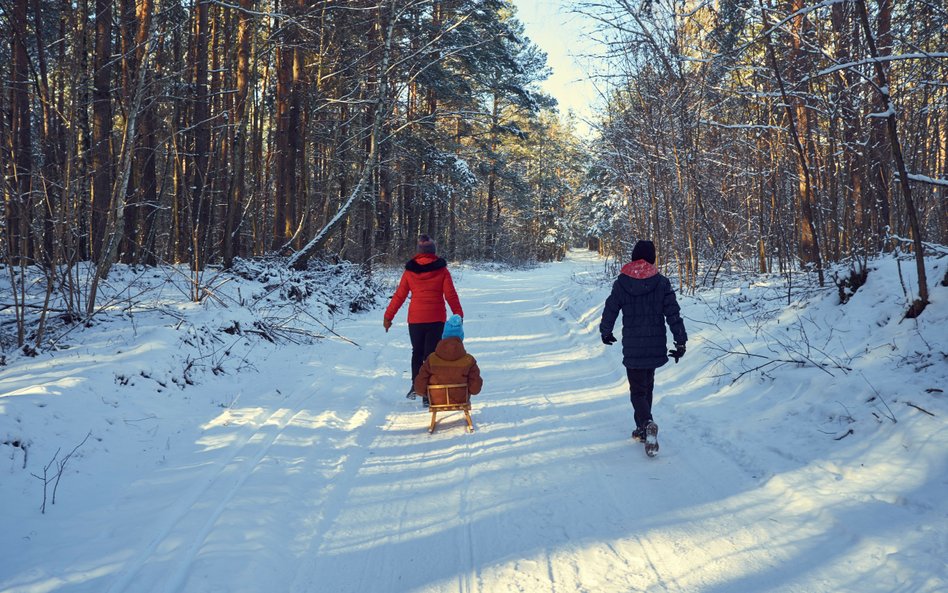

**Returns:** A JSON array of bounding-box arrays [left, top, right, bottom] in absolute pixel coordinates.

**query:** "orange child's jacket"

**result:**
[[413, 337, 483, 402], [384, 253, 463, 324]]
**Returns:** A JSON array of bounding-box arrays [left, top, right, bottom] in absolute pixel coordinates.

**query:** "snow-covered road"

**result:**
[[3, 250, 945, 593]]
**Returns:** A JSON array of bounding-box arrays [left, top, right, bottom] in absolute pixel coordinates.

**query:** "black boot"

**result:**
[[644, 421, 659, 457]]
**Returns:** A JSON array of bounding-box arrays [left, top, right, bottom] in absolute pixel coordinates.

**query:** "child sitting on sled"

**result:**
[[413, 315, 483, 407]]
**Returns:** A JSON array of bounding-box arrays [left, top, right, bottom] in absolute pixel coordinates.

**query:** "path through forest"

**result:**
[[4, 250, 944, 593], [91, 252, 783, 593]]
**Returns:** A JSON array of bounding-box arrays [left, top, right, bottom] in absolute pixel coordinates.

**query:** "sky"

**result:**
[[510, 0, 602, 132]]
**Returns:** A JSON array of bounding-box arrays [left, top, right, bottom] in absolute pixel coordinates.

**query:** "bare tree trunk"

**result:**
[[865, 0, 892, 251], [756, 108, 772, 273], [32, 0, 62, 268], [377, 129, 394, 257], [119, 0, 138, 263], [759, 0, 824, 284], [8, 0, 33, 265], [942, 96, 948, 245], [485, 92, 499, 258], [273, 0, 306, 253], [273, 2, 291, 251], [136, 0, 158, 266], [192, 0, 211, 269], [91, 0, 113, 261], [171, 87, 188, 261], [855, 0, 929, 314], [223, 0, 254, 267], [831, 2, 863, 256], [288, 0, 398, 271], [87, 0, 157, 312], [73, 0, 93, 261], [286, 0, 307, 250]]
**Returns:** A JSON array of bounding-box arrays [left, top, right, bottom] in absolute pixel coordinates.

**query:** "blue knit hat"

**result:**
[[442, 314, 464, 341]]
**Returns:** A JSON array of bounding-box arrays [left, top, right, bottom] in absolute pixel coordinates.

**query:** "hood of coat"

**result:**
[[617, 260, 662, 296], [620, 260, 658, 279], [406, 254, 447, 273], [434, 336, 467, 361]]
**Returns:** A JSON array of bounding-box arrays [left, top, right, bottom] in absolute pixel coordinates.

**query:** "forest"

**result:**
[[577, 0, 946, 307], [1, 0, 946, 343], [2, 1, 582, 276]]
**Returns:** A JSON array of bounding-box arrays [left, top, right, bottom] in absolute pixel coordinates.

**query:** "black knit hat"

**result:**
[[630, 240, 656, 264], [417, 234, 437, 254]]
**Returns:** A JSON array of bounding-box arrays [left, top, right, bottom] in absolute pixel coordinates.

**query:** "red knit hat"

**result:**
[[417, 234, 436, 254]]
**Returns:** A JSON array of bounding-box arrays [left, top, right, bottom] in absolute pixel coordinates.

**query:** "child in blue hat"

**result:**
[[414, 315, 482, 408]]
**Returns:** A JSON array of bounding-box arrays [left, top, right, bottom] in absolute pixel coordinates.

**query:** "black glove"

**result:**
[[601, 332, 617, 345], [669, 342, 686, 363]]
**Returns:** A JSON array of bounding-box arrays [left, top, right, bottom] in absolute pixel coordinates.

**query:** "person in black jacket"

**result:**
[[599, 240, 687, 455]]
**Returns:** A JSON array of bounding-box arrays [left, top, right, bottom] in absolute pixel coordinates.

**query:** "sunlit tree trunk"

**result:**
[[137, 0, 158, 266]]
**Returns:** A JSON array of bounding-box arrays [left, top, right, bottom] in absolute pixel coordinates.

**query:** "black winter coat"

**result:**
[[599, 261, 687, 369]]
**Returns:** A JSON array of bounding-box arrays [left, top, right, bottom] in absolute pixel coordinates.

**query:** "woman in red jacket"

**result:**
[[384, 235, 464, 404]]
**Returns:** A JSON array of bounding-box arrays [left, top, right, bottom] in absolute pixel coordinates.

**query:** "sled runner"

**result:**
[[426, 383, 474, 433]]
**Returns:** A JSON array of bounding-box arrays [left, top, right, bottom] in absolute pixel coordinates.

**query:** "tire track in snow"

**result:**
[[470, 268, 608, 592], [284, 371, 401, 593], [458, 432, 478, 593], [467, 255, 739, 592], [541, 409, 674, 593], [286, 253, 760, 592], [103, 383, 375, 593], [103, 386, 319, 593], [152, 407, 310, 593]]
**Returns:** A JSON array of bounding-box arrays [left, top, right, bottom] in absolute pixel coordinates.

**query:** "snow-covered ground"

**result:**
[[2, 249, 946, 593]]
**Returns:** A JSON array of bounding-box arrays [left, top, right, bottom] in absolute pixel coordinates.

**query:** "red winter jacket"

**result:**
[[384, 253, 463, 324]]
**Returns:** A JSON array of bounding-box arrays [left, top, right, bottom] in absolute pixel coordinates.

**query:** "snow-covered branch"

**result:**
[[699, 121, 786, 132], [894, 173, 948, 188], [817, 53, 948, 77]]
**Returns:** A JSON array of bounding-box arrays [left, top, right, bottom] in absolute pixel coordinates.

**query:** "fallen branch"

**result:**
[[0, 302, 69, 312], [31, 448, 60, 514], [52, 431, 92, 505], [860, 372, 897, 423], [730, 359, 787, 384], [296, 307, 359, 347], [905, 402, 935, 417]]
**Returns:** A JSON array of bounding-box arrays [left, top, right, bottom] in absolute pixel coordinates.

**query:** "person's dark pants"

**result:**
[[625, 367, 656, 428], [408, 321, 445, 382]]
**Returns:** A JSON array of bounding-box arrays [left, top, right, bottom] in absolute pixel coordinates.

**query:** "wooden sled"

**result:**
[[427, 383, 474, 433]]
